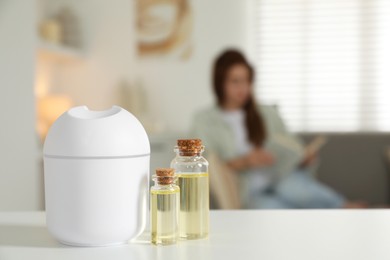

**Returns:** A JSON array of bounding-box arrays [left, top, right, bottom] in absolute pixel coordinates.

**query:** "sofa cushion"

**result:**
[[299, 133, 390, 205]]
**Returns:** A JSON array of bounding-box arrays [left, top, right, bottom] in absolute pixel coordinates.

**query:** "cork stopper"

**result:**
[[155, 168, 175, 185], [176, 139, 204, 156]]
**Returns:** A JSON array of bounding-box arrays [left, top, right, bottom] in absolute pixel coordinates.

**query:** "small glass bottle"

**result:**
[[150, 168, 180, 245], [170, 139, 209, 240]]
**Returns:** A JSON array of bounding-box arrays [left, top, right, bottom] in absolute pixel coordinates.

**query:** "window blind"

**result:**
[[247, 0, 390, 132]]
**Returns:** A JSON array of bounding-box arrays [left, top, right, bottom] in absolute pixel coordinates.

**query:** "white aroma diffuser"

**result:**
[[43, 106, 150, 246]]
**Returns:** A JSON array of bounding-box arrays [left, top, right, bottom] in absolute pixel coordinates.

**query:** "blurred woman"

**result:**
[[191, 49, 362, 209]]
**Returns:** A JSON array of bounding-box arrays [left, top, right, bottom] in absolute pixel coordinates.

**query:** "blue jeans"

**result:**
[[246, 170, 346, 209]]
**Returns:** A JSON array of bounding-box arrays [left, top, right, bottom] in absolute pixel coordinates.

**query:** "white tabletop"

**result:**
[[1, 210, 390, 260]]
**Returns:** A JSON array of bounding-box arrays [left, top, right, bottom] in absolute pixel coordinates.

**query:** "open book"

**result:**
[[264, 134, 304, 178], [264, 135, 328, 178]]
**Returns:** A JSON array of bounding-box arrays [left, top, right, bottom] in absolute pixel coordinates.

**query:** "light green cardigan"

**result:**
[[190, 105, 306, 179]]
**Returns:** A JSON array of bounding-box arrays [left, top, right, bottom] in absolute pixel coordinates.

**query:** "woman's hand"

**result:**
[[246, 148, 275, 168], [300, 150, 318, 167], [227, 148, 275, 172]]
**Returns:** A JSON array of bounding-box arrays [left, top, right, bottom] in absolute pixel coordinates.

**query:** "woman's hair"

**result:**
[[213, 49, 266, 146]]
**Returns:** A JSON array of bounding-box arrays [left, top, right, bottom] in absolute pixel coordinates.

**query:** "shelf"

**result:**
[[37, 41, 85, 63]]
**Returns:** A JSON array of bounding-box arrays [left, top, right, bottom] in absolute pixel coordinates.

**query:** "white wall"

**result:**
[[138, 0, 249, 133], [0, 0, 41, 210], [43, 0, 137, 110]]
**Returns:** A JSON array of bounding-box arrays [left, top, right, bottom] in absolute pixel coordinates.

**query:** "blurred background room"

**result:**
[[1, 0, 390, 210]]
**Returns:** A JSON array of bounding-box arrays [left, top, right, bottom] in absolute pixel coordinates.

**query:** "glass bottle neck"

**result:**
[[177, 151, 202, 157], [153, 182, 176, 187]]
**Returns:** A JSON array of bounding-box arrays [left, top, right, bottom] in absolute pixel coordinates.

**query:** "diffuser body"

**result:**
[[43, 106, 150, 246]]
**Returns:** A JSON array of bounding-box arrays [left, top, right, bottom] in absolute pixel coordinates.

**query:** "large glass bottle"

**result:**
[[170, 139, 209, 240], [150, 168, 180, 245]]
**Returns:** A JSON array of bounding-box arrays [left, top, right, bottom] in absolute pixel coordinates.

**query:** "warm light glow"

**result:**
[[37, 95, 73, 141], [35, 62, 51, 98]]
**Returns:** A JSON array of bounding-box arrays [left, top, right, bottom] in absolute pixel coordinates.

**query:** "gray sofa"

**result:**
[[299, 133, 390, 205]]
